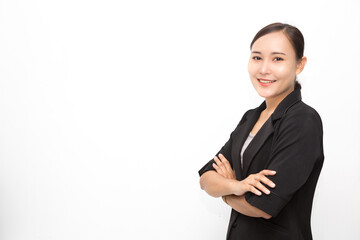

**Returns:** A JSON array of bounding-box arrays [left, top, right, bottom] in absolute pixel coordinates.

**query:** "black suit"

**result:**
[[199, 88, 324, 240]]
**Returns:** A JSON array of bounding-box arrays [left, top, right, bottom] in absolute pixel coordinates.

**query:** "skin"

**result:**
[[200, 30, 307, 219], [249, 31, 307, 116]]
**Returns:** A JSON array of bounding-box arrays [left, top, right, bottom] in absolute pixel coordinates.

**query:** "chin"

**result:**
[[253, 87, 275, 99], [255, 86, 295, 102]]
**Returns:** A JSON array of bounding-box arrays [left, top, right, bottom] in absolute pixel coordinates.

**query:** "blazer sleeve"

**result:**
[[198, 110, 250, 177], [245, 109, 324, 217]]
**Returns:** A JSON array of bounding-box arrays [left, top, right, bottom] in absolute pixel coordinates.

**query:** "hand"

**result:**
[[212, 153, 236, 180], [235, 170, 277, 196]]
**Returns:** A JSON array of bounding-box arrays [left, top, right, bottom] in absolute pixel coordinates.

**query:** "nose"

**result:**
[[259, 60, 271, 75]]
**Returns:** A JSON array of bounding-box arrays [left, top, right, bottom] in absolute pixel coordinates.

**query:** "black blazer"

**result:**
[[199, 88, 324, 240]]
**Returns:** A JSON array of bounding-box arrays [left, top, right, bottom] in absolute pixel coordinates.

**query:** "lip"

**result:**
[[257, 78, 276, 87]]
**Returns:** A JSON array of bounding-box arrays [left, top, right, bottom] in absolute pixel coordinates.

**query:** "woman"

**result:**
[[198, 23, 324, 240]]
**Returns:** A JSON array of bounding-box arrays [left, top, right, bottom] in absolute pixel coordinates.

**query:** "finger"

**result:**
[[254, 181, 271, 195], [218, 153, 233, 172], [218, 154, 233, 178], [249, 185, 262, 196], [260, 169, 277, 176], [217, 154, 234, 179], [214, 156, 225, 169], [212, 163, 223, 174], [218, 153, 229, 163], [259, 175, 276, 188]]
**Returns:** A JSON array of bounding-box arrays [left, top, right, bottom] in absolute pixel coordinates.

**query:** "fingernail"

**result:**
[[266, 190, 270, 194]]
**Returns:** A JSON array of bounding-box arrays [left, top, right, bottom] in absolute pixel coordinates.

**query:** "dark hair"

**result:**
[[250, 22, 304, 89]]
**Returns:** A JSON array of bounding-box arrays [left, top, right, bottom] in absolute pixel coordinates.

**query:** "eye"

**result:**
[[252, 56, 261, 61], [274, 57, 284, 61]]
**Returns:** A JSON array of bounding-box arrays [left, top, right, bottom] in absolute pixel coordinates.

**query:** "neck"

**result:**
[[264, 87, 295, 114]]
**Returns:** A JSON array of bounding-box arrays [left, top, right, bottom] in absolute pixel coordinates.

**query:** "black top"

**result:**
[[198, 88, 324, 240]]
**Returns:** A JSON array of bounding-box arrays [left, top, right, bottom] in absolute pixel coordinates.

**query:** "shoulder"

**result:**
[[277, 100, 323, 134], [238, 107, 256, 125], [284, 101, 322, 123], [231, 105, 262, 133]]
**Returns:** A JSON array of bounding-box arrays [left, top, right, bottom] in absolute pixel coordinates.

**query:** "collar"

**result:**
[[237, 87, 302, 178], [257, 87, 302, 121]]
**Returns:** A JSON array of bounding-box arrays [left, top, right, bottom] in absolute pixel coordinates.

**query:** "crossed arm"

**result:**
[[199, 154, 275, 219]]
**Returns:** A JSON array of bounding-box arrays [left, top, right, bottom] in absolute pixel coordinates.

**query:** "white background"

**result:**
[[1, 0, 359, 239]]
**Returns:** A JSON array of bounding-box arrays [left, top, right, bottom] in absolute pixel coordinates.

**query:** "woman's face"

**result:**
[[248, 31, 305, 102]]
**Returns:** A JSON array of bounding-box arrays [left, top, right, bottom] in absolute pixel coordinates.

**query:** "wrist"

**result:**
[[227, 179, 240, 195], [230, 179, 246, 196]]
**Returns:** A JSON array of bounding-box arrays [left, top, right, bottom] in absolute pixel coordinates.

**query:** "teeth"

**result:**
[[259, 79, 275, 83]]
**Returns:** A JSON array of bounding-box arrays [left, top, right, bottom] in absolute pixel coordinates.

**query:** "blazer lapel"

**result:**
[[240, 88, 302, 177], [241, 117, 274, 177], [225, 88, 302, 238], [232, 102, 266, 180]]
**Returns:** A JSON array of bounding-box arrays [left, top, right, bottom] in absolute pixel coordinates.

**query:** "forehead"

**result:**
[[251, 31, 295, 55]]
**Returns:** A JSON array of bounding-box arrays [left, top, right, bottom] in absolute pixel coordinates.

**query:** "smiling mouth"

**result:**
[[258, 78, 276, 83]]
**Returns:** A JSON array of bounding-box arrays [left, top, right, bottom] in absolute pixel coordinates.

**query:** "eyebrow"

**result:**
[[251, 51, 287, 55]]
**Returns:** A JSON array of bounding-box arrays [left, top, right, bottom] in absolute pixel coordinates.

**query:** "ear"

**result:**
[[296, 56, 307, 75]]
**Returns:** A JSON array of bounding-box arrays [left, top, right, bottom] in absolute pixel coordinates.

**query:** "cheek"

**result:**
[[248, 61, 257, 76], [275, 64, 296, 79]]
